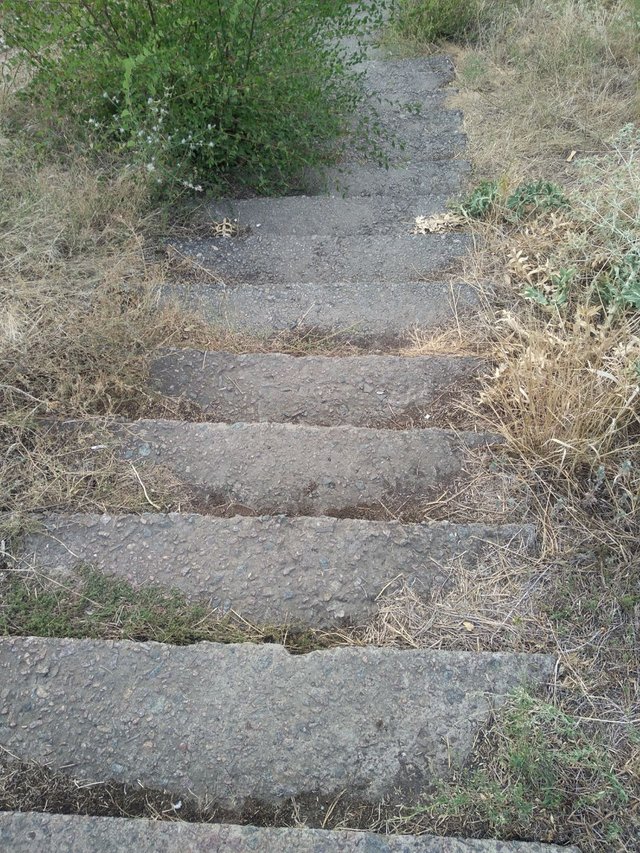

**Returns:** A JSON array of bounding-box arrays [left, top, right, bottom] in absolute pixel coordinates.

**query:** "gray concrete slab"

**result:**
[[0, 638, 555, 805], [205, 194, 457, 237], [361, 56, 455, 95], [149, 351, 484, 428], [308, 160, 471, 198], [0, 812, 580, 853], [164, 279, 481, 343], [20, 513, 536, 627], [118, 420, 499, 516], [171, 233, 471, 285]]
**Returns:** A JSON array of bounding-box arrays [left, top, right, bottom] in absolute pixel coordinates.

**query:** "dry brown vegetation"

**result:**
[[391, 1, 640, 849]]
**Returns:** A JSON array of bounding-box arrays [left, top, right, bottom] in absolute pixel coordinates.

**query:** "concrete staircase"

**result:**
[[0, 51, 576, 852]]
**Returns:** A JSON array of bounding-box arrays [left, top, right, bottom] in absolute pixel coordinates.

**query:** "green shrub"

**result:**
[[1, 0, 385, 195]]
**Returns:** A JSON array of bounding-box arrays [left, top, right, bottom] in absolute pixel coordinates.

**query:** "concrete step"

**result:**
[[165, 279, 480, 343], [0, 637, 555, 805], [149, 351, 483, 428], [21, 513, 536, 627], [118, 420, 499, 517], [361, 56, 457, 99], [306, 159, 471, 198], [359, 103, 466, 164], [206, 194, 457, 237], [0, 812, 580, 853], [171, 233, 470, 285]]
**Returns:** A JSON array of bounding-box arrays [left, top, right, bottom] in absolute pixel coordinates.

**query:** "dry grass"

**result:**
[[450, 0, 640, 180], [384, 2, 640, 849]]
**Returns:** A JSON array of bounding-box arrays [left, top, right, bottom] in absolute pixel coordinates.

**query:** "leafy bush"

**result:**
[[1, 0, 385, 194]]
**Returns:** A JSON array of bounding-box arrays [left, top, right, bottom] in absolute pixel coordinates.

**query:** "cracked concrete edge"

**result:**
[[0, 813, 580, 853], [17, 512, 537, 627], [0, 639, 555, 805]]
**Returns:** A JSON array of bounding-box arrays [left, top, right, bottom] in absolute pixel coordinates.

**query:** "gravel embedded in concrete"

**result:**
[[0, 638, 555, 805], [150, 351, 484, 427], [164, 279, 481, 342], [21, 512, 537, 626], [171, 233, 471, 285], [0, 812, 581, 853], [206, 194, 459, 237], [305, 160, 471, 199], [118, 420, 499, 516]]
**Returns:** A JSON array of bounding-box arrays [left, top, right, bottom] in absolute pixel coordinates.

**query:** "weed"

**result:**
[[458, 179, 499, 219], [505, 180, 569, 219], [397, 692, 636, 845]]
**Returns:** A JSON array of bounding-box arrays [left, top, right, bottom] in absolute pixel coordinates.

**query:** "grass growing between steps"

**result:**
[[388, 2, 640, 851], [0, 565, 334, 652]]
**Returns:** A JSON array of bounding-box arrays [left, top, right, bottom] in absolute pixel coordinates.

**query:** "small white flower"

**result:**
[[146, 162, 156, 172]]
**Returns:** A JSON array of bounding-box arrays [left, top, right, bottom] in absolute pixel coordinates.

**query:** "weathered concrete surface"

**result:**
[[165, 279, 481, 342], [206, 194, 457, 237], [361, 56, 456, 99], [21, 513, 536, 626], [0, 638, 555, 805], [150, 351, 484, 427], [119, 420, 499, 516], [0, 812, 580, 853], [306, 160, 471, 198], [171, 234, 471, 285], [362, 104, 466, 164]]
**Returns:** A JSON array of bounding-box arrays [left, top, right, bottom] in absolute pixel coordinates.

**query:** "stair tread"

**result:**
[[0, 812, 579, 852], [21, 512, 536, 627], [150, 351, 483, 427], [206, 194, 458, 237], [0, 638, 555, 805], [171, 233, 471, 285], [117, 420, 499, 517], [164, 279, 481, 342]]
